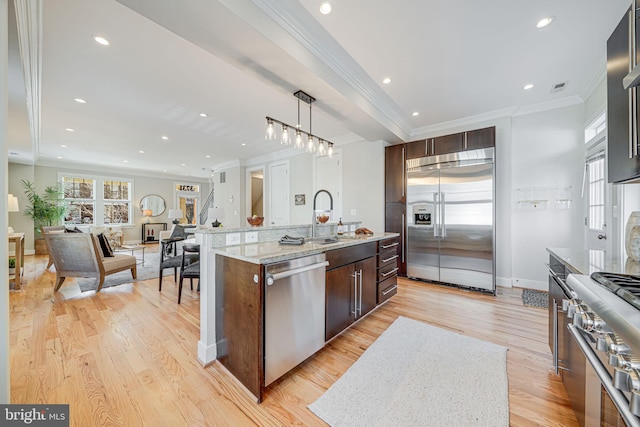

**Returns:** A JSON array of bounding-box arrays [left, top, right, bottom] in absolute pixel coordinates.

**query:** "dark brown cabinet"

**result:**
[[433, 133, 464, 155], [377, 236, 399, 303], [385, 144, 406, 203], [325, 243, 377, 341], [385, 203, 406, 276], [406, 139, 427, 160], [607, 7, 640, 183], [466, 127, 496, 150]]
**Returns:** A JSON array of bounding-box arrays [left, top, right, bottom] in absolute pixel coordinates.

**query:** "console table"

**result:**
[[9, 233, 25, 290], [142, 222, 167, 244]]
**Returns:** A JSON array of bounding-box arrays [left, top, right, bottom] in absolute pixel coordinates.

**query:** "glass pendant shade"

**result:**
[[281, 125, 290, 145], [328, 143, 334, 159], [295, 130, 303, 149], [265, 118, 276, 141], [318, 140, 325, 155], [307, 135, 316, 153]]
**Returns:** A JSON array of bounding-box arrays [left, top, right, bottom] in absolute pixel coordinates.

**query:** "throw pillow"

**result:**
[[64, 227, 81, 233], [96, 233, 114, 257]]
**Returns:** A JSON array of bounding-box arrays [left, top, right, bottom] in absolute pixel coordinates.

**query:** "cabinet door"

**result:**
[[385, 202, 406, 276], [466, 127, 495, 150], [326, 264, 356, 341], [406, 139, 427, 159], [607, 9, 640, 183], [385, 144, 406, 203], [433, 133, 464, 155], [357, 257, 377, 318]]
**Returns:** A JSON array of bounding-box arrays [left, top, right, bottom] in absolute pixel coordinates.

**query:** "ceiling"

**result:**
[[7, 0, 631, 179]]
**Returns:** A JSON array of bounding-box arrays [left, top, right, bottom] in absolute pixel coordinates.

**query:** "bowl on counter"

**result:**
[[247, 216, 264, 226], [316, 215, 330, 223]]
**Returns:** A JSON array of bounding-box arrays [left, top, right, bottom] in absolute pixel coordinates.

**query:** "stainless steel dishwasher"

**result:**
[[264, 253, 328, 386]]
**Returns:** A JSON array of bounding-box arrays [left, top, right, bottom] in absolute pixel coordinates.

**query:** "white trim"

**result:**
[[512, 278, 547, 291], [581, 60, 606, 103], [245, 164, 265, 219], [411, 106, 518, 139], [268, 159, 290, 226], [512, 96, 584, 117]]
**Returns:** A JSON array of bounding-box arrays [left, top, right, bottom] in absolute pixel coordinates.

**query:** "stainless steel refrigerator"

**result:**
[[406, 148, 495, 293]]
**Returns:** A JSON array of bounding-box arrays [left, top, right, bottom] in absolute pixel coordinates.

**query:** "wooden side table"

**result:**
[[9, 233, 25, 290]]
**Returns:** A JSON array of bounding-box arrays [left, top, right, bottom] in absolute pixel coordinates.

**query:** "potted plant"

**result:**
[[8, 258, 16, 275], [21, 179, 67, 255]]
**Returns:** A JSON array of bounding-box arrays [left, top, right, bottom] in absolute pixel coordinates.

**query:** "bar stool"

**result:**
[[178, 243, 200, 304]]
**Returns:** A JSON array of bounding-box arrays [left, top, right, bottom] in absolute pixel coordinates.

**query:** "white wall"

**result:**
[[212, 166, 243, 228], [288, 153, 313, 225], [342, 139, 385, 232], [8, 163, 34, 251], [510, 104, 585, 288]]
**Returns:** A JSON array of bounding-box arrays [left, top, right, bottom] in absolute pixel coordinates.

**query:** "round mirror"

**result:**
[[140, 194, 166, 217]]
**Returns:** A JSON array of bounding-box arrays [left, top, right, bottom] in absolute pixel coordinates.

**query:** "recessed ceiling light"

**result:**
[[536, 16, 554, 28], [412, 112, 419, 117], [123, 160, 128, 163], [65, 128, 74, 132], [74, 98, 86, 104], [57, 156, 62, 159], [523, 83, 534, 90], [93, 35, 110, 46], [181, 163, 186, 167], [161, 136, 168, 140], [319, 2, 332, 14], [382, 77, 391, 85], [199, 113, 208, 118], [162, 169, 168, 172], [139, 150, 144, 154], [241, 143, 247, 146], [205, 155, 211, 158], [60, 144, 67, 148]]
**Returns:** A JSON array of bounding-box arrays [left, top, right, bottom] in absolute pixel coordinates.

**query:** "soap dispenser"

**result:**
[[337, 218, 344, 235]]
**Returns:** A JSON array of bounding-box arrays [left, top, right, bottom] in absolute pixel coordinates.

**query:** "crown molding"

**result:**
[[411, 106, 518, 139], [512, 95, 584, 117], [581, 60, 606, 103], [209, 158, 242, 172], [13, 0, 42, 162], [220, 0, 412, 141]]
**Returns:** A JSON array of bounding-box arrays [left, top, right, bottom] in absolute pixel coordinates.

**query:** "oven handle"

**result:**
[[568, 324, 640, 427], [544, 263, 575, 297]]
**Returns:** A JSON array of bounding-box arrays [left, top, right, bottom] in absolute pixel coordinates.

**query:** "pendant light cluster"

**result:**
[[265, 90, 334, 158]]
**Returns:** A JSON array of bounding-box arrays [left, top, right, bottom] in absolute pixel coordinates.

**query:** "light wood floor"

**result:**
[[10, 251, 579, 426]]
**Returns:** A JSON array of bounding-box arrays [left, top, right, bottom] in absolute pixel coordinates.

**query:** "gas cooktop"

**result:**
[[591, 272, 640, 311]]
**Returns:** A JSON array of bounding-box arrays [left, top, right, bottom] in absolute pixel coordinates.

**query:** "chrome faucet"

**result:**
[[312, 189, 333, 238]]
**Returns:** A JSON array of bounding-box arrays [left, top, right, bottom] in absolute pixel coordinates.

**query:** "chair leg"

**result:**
[[96, 273, 106, 292], [159, 269, 163, 291], [190, 278, 193, 290], [54, 275, 66, 291], [178, 275, 183, 304], [173, 267, 177, 281], [46, 257, 54, 270], [131, 265, 137, 279]]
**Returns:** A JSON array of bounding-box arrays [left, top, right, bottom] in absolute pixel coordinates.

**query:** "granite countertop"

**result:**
[[213, 232, 399, 264], [546, 247, 635, 275]]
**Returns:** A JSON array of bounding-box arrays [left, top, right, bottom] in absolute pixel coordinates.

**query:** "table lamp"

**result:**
[[208, 207, 225, 227], [143, 209, 153, 224], [8, 194, 19, 234], [168, 209, 183, 225]]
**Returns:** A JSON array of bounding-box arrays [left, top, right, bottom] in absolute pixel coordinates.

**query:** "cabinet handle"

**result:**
[[382, 285, 398, 296], [553, 299, 559, 375], [401, 146, 405, 198], [381, 267, 399, 278], [381, 242, 399, 249], [401, 213, 405, 263], [463, 132, 468, 150], [358, 270, 363, 316], [382, 254, 399, 263], [630, 9, 638, 159], [352, 272, 358, 318]]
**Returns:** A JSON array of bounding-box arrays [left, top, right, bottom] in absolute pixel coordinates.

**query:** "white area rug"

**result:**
[[308, 316, 509, 427]]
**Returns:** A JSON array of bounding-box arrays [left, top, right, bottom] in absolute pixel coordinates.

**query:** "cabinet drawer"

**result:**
[[378, 263, 399, 282], [378, 250, 399, 268], [378, 275, 398, 304], [326, 242, 377, 270], [378, 237, 400, 252]]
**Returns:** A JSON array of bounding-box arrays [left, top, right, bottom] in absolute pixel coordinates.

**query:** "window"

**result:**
[[60, 174, 133, 225], [587, 153, 606, 231], [585, 112, 606, 144]]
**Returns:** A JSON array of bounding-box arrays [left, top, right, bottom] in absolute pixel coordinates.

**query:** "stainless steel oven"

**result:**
[[566, 273, 640, 427]]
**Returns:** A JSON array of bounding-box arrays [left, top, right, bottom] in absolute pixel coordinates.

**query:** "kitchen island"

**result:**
[[193, 224, 399, 402]]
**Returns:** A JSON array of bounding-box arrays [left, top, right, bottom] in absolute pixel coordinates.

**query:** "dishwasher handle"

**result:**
[[266, 261, 329, 285]]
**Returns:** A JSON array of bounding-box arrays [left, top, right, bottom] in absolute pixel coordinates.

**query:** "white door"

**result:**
[[585, 151, 608, 252], [315, 152, 342, 221], [270, 161, 289, 225]]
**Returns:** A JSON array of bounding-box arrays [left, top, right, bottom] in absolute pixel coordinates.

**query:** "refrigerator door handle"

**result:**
[[441, 192, 446, 239], [433, 192, 440, 238]]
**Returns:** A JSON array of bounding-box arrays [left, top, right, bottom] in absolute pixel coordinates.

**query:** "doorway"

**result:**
[[246, 166, 265, 218]]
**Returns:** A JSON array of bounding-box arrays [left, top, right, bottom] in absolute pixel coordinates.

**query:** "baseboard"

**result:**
[[496, 277, 512, 288], [197, 340, 217, 367], [511, 278, 547, 291]]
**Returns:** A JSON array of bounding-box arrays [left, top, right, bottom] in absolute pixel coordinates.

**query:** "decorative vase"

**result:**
[[629, 226, 640, 262], [626, 212, 640, 261]]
